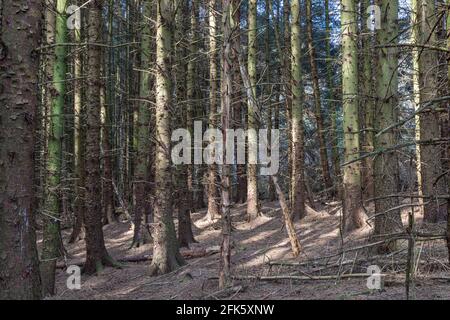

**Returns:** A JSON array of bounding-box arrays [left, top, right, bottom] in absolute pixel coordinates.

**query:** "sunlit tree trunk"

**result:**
[[373, 0, 403, 249], [341, 0, 364, 231], [41, 0, 68, 296], [325, 0, 341, 189], [149, 0, 185, 276], [290, 0, 306, 220], [247, 0, 260, 220], [207, 0, 221, 220], [219, 0, 233, 289]]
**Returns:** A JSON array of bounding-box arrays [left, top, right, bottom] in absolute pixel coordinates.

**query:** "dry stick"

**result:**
[[271, 176, 301, 257]]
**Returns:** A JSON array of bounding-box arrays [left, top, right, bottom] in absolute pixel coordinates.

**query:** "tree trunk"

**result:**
[[373, 0, 403, 251], [360, 0, 375, 201], [247, 0, 260, 221], [149, 0, 185, 276], [69, 7, 85, 244], [83, 0, 117, 275], [132, 0, 154, 248], [414, 0, 447, 223], [219, 0, 233, 289], [232, 0, 247, 204], [0, 0, 43, 300], [325, 0, 341, 192], [41, 0, 68, 296], [305, 0, 332, 193], [290, 0, 306, 220], [341, 0, 364, 231], [207, 0, 221, 220]]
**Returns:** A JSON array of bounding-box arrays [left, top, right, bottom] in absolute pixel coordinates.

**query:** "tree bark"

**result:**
[[247, 0, 260, 220], [0, 0, 43, 300], [341, 0, 365, 231], [149, 0, 185, 276], [83, 0, 117, 275], [219, 0, 233, 289], [373, 0, 403, 251], [290, 0, 306, 220], [207, 0, 221, 220], [41, 0, 68, 296]]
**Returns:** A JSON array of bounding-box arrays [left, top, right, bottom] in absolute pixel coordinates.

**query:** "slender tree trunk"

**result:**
[[325, 0, 341, 189], [132, 0, 154, 247], [207, 0, 221, 220], [83, 0, 117, 275], [0, 0, 43, 300], [360, 0, 375, 201], [41, 0, 68, 296], [341, 0, 364, 231], [232, 0, 247, 204], [265, 0, 275, 201], [290, 0, 306, 220], [149, 0, 185, 276], [446, 0, 450, 264], [247, 0, 260, 220], [373, 0, 403, 250], [414, 0, 447, 222], [219, 0, 233, 289], [305, 0, 332, 193], [69, 10, 85, 244]]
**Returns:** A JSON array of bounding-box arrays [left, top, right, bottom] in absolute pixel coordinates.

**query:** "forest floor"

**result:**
[[47, 200, 450, 300]]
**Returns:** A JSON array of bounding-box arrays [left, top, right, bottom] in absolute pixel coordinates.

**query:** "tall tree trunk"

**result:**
[[360, 0, 375, 200], [325, 0, 341, 190], [41, 0, 68, 296], [247, 0, 260, 220], [290, 0, 306, 220], [149, 0, 185, 276], [207, 0, 221, 220], [232, 0, 247, 204], [83, 0, 117, 275], [373, 0, 403, 250], [341, 0, 364, 231], [219, 0, 233, 289], [132, 0, 154, 248], [69, 7, 85, 244], [265, 0, 275, 201], [414, 0, 447, 223], [0, 0, 43, 300], [305, 0, 332, 193]]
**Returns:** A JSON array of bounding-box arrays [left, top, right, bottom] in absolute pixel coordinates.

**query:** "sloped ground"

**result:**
[[49, 200, 450, 300]]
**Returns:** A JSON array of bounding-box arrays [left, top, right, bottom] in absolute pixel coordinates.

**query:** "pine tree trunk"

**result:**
[[0, 0, 43, 300], [207, 0, 221, 220], [83, 0, 117, 275], [219, 0, 233, 289], [341, 0, 364, 231], [247, 0, 260, 221], [41, 0, 68, 296], [373, 0, 403, 249], [232, 0, 247, 204], [132, 0, 154, 247], [149, 0, 185, 276], [69, 13, 85, 244], [360, 0, 375, 201], [414, 0, 447, 223], [290, 0, 306, 220], [305, 0, 332, 193], [325, 0, 341, 190]]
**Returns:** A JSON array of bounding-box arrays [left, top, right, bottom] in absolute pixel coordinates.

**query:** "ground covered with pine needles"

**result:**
[[47, 201, 450, 300]]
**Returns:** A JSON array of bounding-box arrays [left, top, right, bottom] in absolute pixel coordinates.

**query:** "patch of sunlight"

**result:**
[[240, 228, 278, 246]]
